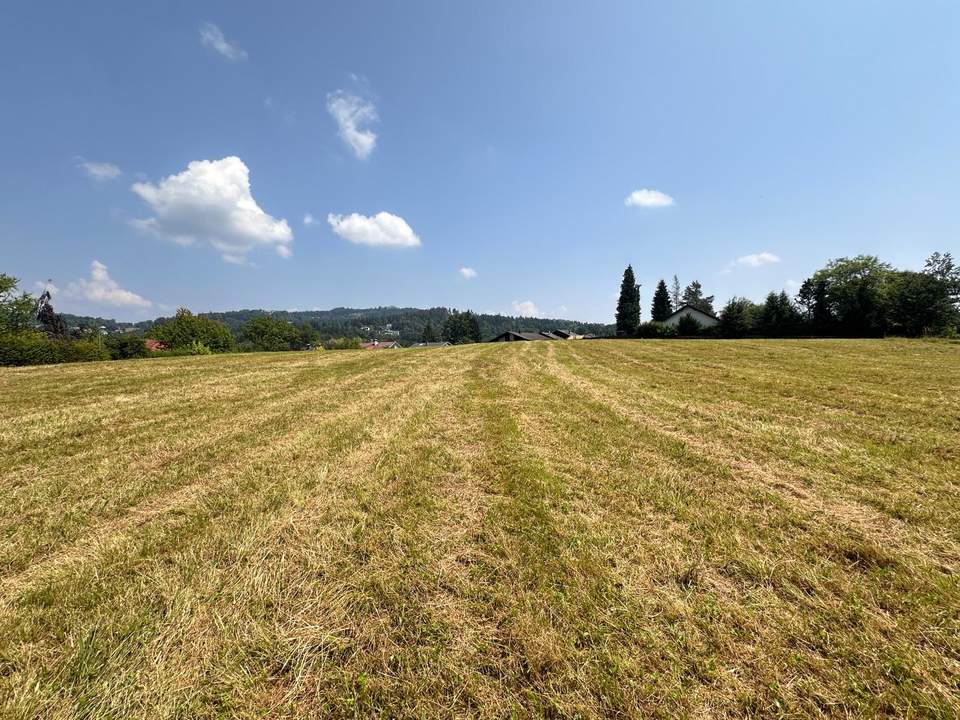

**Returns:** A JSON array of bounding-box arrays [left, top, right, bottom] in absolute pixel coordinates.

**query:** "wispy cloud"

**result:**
[[326, 90, 378, 159], [199, 22, 248, 61], [459, 267, 477, 279], [77, 160, 122, 181], [303, 213, 315, 226], [327, 211, 420, 248], [625, 188, 674, 208], [131, 156, 293, 264], [63, 260, 152, 308], [512, 300, 540, 317]]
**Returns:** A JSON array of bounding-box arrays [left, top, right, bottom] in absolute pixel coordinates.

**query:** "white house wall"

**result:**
[[662, 307, 719, 328]]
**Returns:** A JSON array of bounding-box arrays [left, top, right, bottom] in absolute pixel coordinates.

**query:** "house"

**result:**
[[410, 341, 451, 348], [490, 330, 583, 342], [661, 304, 719, 329], [144, 339, 168, 351], [360, 340, 401, 350]]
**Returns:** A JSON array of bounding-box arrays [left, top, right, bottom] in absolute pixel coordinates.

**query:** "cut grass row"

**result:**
[[0, 339, 957, 717]]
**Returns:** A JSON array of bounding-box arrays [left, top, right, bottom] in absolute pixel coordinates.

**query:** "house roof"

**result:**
[[665, 304, 719, 322], [490, 330, 580, 342], [361, 340, 400, 349]]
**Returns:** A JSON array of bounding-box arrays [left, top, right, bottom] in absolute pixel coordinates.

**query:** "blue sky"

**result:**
[[2, 1, 958, 322]]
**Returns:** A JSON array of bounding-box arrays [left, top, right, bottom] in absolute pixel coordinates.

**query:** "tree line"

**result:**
[[615, 252, 959, 338], [0, 276, 530, 366]]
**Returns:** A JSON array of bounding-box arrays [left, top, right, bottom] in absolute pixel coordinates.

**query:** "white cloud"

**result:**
[[63, 261, 151, 308], [558, 304, 568, 314], [735, 251, 780, 268], [327, 211, 420, 248], [721, 251, 781, 274], [78, 161, 122, 181], [199, 22, 247, 61], [512, 300, 540, 317], [131, 156, 293, 263], [326, 90, 378, 159], [459, 267, 477, 279], [625, 189, 674, 208], [303, 213, 315, 226]]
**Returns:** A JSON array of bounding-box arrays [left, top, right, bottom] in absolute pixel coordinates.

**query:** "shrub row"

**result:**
[[0, 333, 110, 366]]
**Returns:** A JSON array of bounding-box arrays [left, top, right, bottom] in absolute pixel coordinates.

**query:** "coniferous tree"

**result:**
[[615, 265, 640, 336], [421, 321, 438, 343], [651, 279, 673, 321], [441, 310, 482, 344], [758, 291, 802, 337], [670, 275, 681, 309], [681, 280, 715, 315], [719, 297, 757, 338]]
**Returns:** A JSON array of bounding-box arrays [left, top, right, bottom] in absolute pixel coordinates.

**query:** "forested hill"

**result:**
[[60, 307, 613, 343]]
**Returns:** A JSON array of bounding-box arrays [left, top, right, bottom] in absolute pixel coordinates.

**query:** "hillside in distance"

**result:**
[[61, 306, 614, 343]]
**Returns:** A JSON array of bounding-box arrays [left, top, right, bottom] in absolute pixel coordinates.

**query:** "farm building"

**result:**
[[360, 340, 401, 350], [661, 304, 719, 329], [490, 330, 584, 342]]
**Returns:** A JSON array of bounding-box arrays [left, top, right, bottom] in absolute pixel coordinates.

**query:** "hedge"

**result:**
[[0, 333, 111, 367]]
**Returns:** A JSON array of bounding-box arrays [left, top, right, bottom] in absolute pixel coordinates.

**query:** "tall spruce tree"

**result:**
[[651, 279, 673, 321], [670, 275, 681, 309], [615, 265, 641, 336]]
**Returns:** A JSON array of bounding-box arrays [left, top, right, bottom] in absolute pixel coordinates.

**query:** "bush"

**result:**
[[635, 322, 679, 339], [324, 336, 363, 350], [0, 333, 110, 366], [676, 315, 703, 336], [106, 335, 148, 360]]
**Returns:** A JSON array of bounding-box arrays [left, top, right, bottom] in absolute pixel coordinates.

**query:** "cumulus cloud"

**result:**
[[721, 251, 781, 274], [326, 90, 378, 159], [327, 211, 420, 248], [131, 156, 293, 263], [625, 188, 674, 208], [459, 267, 477, 279], [63, 261, 151, 308], [512, 300, 540, 317], [199, 22, 247, 61], [303, 213, 315, 226], [78, 160, 121, 181]]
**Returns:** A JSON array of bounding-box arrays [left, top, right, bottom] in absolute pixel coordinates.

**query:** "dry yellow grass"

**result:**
[[1, 339, 958, 718]]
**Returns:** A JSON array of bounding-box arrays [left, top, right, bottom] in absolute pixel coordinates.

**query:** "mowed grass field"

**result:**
[[1, 340, 958, 719]]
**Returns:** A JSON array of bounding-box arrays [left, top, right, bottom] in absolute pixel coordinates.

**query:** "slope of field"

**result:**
[[1, 340, 958, 718]]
